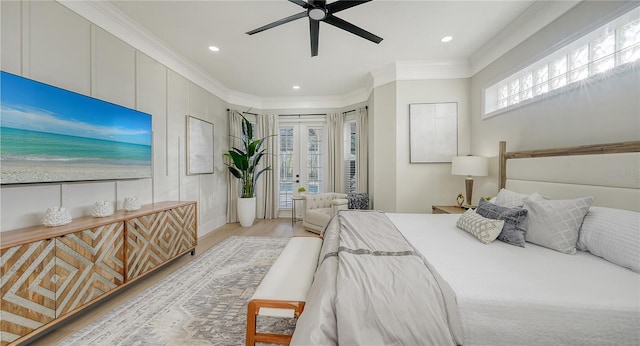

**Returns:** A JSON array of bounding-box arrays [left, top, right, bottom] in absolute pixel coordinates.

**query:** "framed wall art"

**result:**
[[186, 115, 214, 175], [409, 102, 458, 163]]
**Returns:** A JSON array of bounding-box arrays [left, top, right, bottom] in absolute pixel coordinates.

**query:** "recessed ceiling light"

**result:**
[[293, 85, 300, 90], [440, 36, 453, 43], [208, 46, 220, 52]]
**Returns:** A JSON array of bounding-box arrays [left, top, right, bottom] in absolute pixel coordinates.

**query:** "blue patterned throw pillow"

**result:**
[[476, 198, 528, 247], [348, 193, 369, 210]]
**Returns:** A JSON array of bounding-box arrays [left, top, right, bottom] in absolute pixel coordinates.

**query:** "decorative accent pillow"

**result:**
[[347, 193, 369, 210], [523, 194, 594, 254], [577, 206, 640, 273], [493, 188, 529, 208], [476, 198, 528, 247], [456, 209, 505, 244]]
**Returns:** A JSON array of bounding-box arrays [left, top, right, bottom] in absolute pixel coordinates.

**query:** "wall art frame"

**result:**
[[186, 115, 214, 175], [409, 102, 458, 163]]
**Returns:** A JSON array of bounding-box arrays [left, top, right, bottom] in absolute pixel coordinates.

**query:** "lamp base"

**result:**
[[465, 177, 474, 207]]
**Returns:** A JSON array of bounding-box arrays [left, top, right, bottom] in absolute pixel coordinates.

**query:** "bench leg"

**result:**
[[247, 301, 258, 346], [255, 333, 292, 344], [246, 300, 306, 346]]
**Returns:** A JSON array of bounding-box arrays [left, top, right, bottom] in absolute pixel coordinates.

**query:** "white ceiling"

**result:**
[[97, 1, 571, 103]]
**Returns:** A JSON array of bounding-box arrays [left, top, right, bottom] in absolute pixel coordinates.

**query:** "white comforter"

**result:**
[[291, 210, 459, 345], [388, 213, 640, 346]]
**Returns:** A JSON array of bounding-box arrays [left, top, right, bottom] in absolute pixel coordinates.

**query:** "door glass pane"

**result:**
[[279, 127, 294, 208], [278, 121, 326, 209], [306, 127, 324, 194]]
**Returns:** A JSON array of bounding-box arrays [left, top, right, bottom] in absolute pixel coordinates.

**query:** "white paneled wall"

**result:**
[[136, 52, 169, 203], [116, 180, 153, 210], [1, 1, 21, 74], [209, 98, 229, 228], [62, 182, 117, 218], [92, 27, 136, 108], [27, 0, 91, 94], [167, 70, 189, 188], [0, 185, 61, 228], [0, 0, 228, 235]]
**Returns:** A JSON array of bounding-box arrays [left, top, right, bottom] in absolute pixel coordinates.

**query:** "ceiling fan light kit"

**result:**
[[246, 0, 383, 57], [308, 8, 327, 20]]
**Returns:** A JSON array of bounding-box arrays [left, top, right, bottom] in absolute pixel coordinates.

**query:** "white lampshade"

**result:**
[[451, 156, 488, 177]]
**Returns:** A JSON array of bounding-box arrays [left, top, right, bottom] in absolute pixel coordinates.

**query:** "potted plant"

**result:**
[[297, 187, 306, 195], [224, 113, 271, 227]]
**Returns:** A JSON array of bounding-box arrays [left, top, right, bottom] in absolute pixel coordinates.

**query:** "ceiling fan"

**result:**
[[246, 0, 383, 57]]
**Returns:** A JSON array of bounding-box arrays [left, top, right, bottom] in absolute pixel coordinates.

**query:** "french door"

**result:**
[[279, 119, 327, 209]]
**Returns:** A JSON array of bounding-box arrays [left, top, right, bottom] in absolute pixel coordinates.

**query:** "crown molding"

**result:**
[[469, 0, 581, 75], [370, 60, 471, 88], [370, 63, 398, 88], [396, 60, 471, 80], [252, 87, 373, 110]]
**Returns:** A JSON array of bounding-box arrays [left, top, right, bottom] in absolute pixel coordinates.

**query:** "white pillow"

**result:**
[[524, 194, 594, 254], [578, 206, 640, 273], [493, 188, 529, 208], [456, 209, 504, 244]]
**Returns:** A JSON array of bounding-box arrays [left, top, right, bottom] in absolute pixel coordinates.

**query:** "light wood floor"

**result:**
[[31, 218, 314, 346]]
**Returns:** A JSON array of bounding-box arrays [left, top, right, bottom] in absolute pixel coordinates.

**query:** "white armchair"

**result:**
[[302, 193, 348, 234]]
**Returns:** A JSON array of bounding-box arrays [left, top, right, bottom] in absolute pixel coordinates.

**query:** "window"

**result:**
[[484, 6, 640, 117], [344, 120, 357, 193]]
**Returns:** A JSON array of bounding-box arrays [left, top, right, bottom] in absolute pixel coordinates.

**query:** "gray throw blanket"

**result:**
[[291, 210, 459, 345]]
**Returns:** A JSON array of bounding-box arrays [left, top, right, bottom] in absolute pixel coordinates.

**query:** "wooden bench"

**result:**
[[246, 236, 323, 346]]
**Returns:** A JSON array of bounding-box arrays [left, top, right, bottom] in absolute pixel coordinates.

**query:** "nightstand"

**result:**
[[432, 205, 466, 214]]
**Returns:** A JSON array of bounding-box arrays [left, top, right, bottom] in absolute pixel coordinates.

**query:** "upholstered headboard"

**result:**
[[499, 141, 640, 212]]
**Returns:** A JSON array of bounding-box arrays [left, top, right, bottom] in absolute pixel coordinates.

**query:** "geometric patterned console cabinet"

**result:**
[[0, 201, 197, 345]]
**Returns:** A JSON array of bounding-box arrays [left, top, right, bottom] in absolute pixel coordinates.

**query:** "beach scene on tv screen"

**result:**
[[0, 71, 152, 184]]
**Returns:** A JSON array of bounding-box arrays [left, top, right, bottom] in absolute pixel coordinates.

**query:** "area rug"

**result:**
[[57, 236, 296, 346]]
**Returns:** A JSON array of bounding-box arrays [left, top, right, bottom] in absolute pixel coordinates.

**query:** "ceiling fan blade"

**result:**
[[246, 11, 308, 35], [310, 18, 320, 57], [308, 0, 326, 7], [288, 0, 309, 8], [324, 15, 383, 44], [327, 0, 372, 14]]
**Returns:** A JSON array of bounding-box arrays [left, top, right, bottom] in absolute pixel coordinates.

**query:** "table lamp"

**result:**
[[451, 155, 488, 208]]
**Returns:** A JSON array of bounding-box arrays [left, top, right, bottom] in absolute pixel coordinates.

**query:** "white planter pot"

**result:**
[[237, 197, 256, 227]]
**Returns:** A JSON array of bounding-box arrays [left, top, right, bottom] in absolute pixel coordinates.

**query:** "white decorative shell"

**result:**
[[92, 201, 114, 217], [123, 196, 141, 211], [42, 207, 73, 227]]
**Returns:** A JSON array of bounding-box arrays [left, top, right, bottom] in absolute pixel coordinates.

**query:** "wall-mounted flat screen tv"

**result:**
[[1, 71, 152, 185]]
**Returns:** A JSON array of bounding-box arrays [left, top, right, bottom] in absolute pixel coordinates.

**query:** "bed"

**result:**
[[291, 140, 640, 346]]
